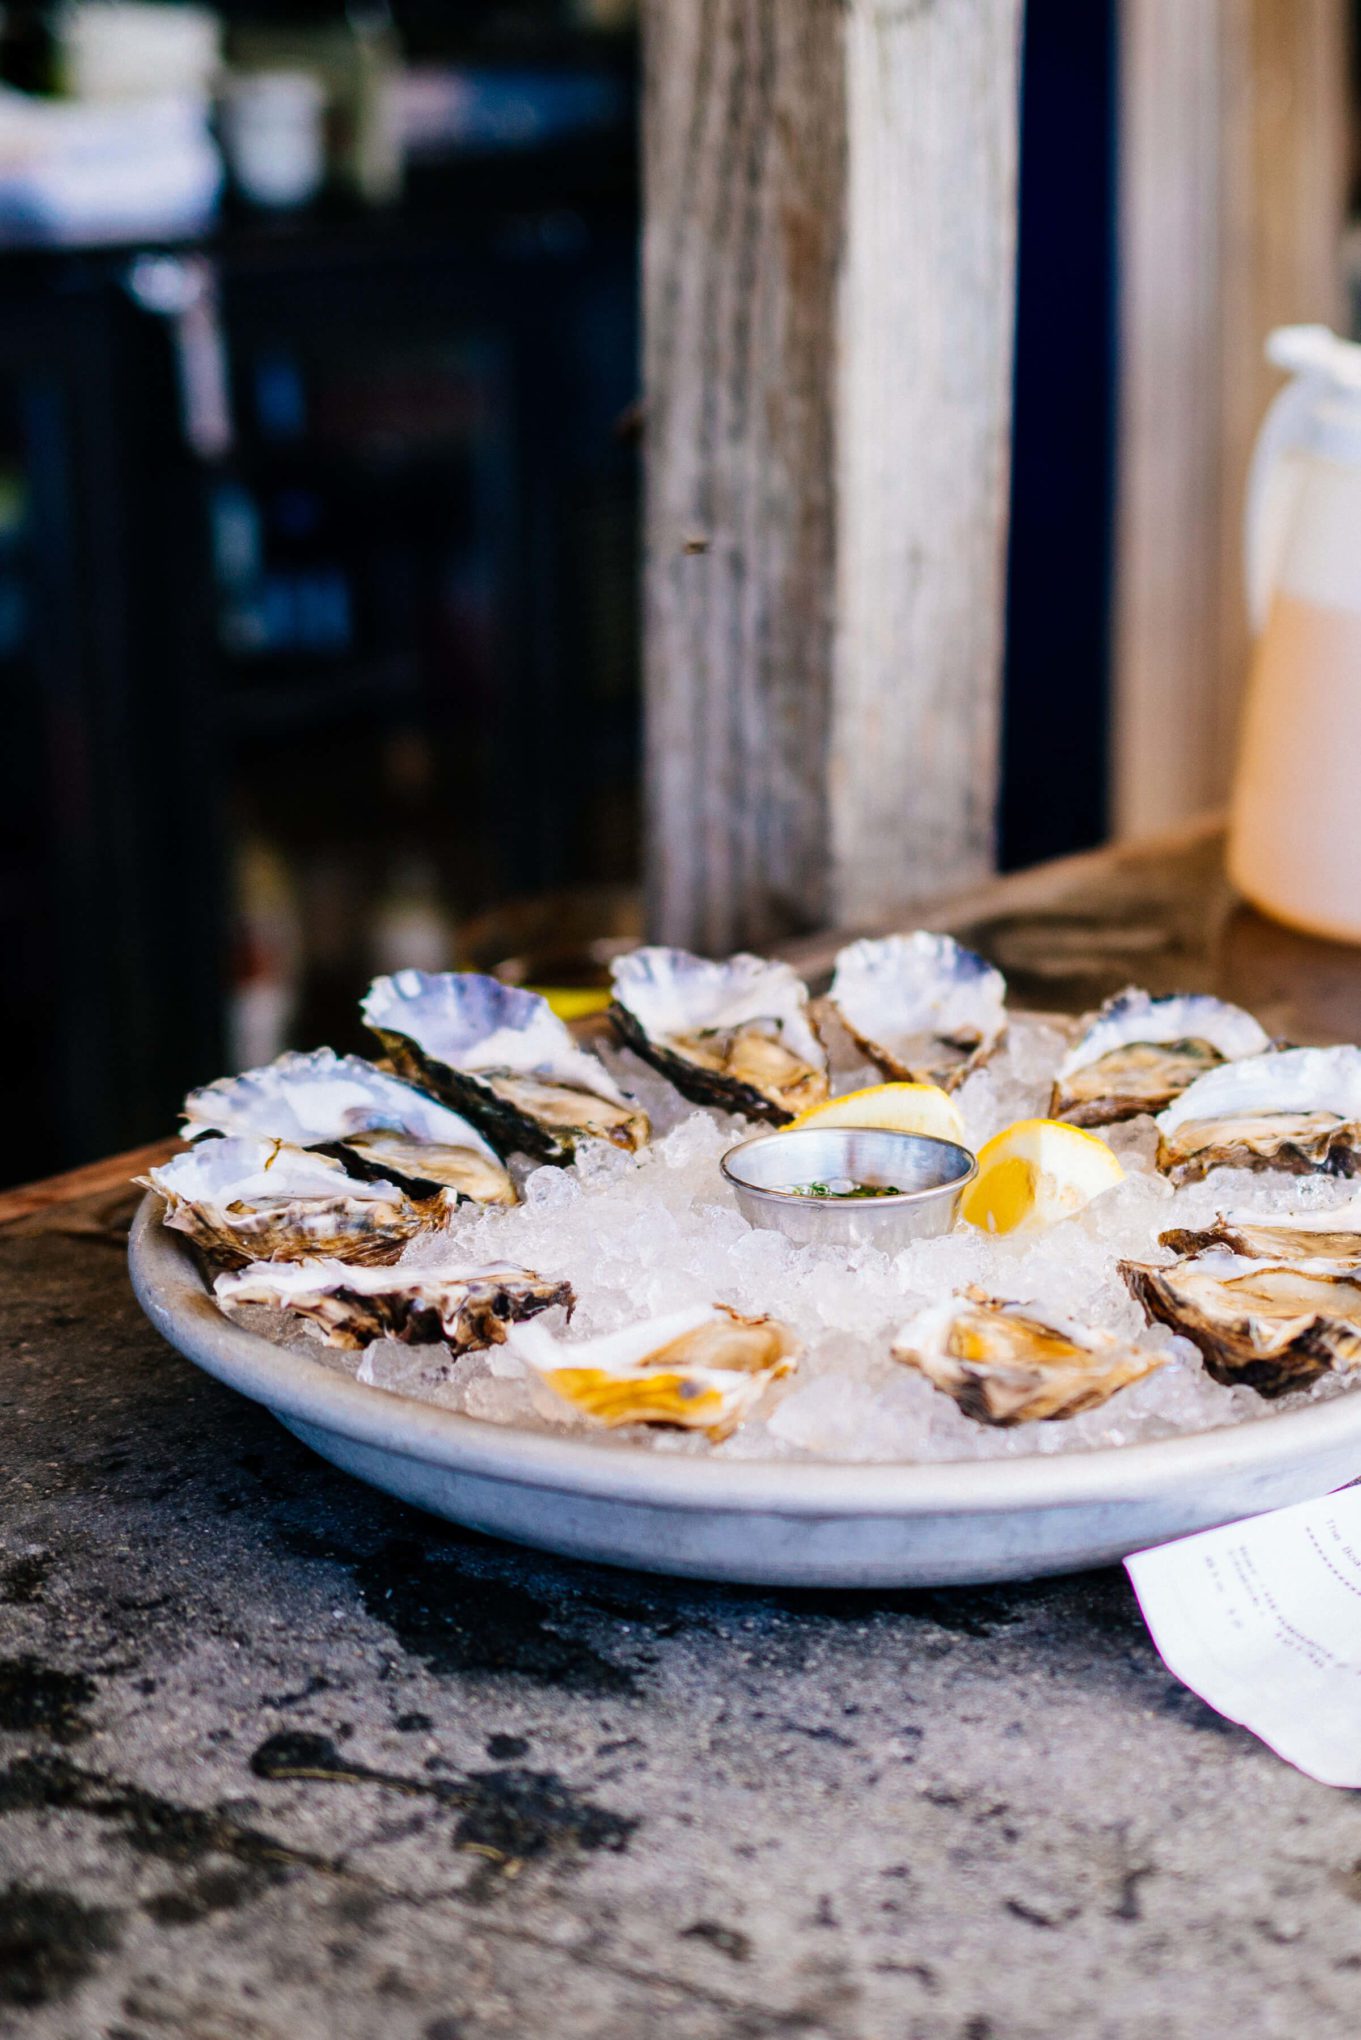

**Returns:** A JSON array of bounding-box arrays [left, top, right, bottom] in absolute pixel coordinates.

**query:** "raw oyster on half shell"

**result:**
[[215, 1257, 573, 1353], [610, 948, 829, 1121], [1159, 1199, 1361, 1265], [891, 1287, 1163, 1426], [1122, 1250, 1361, 1397], [827, 933, 1006, 1091], [506, 1303, 801, 1439], [1051, 990, 1270, 1127], [1155, 1045, 1361, 1184], [361, 970, 648, 1163], [182, 1048, 515, 1205], [139, 1136, 447, 1269]]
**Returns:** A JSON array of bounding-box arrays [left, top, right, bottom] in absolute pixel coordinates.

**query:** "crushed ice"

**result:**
[[242, 1018, 1361, 1460]]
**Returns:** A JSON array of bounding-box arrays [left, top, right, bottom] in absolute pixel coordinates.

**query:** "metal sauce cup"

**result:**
[[720, 1127, 977, 1249]]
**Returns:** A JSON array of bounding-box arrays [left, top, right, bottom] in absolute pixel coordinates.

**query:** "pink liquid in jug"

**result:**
[[1229, 591, 1361, 941], [1229, 376, 1361, 946]]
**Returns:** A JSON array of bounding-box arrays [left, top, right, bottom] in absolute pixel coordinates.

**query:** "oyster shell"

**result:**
[[1122, 1250, 1361, 1397], [506, 1303, 801, 1440], [182, 1048, 515, 1205], [139, 1136, 447, 1269], [609, 948, 829, 1121], [891, 1287, 1163, 1426], [215, 1257, 573, 1353], [361, 970, 648, 1163], [1159, 1199, 1361, 1265], [1155, 1045, 1361, 1184], [1051, 989, 1270, 1126], [828, 933, 1006, 1090]]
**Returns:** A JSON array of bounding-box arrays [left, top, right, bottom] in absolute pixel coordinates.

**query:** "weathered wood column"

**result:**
[[643, 0, 1024, 952]]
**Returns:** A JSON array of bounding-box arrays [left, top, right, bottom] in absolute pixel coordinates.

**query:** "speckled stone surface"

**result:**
[[3, 1183, 1361, 2040]]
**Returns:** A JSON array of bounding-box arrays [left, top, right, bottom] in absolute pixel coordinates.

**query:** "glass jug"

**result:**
[[1228, 325, 1361, 942]]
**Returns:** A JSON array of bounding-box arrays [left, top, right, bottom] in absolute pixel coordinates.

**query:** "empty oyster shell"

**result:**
[[891, 1287, 1163, 1426], [506, 1303, 801, 1439], [610, 948, 829, 1121], [828, 933, 1006, 1091], [139, 1136, 447, 1269], [361, 970, 648, 1163], [1159, 1199, 1361, 1265], [1051, 990, 1270, 1127], [1122, 1250, 1361, 1397], [215, 1257, 573, 1353], [182, 1048, 516, 1205], [1155, 1046, 1361, 1184]]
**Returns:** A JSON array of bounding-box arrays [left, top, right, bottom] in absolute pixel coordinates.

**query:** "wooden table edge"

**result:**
[[0, 1137, 185, 1227]]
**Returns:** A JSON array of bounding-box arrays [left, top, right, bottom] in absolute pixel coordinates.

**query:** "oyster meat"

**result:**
[[361, 970, 648, 1163], [1159, 1199, 1361, 1265], [182, 1047, 515, 1205], [1155, 1045, 1361, 1184], [1051, 989, 1270, 1126], [1122, 1250, 1361, 1397], [506, 1303, 801, 1439], [139, 1136, 447, 1269], [892, 1287, 1163, 1426], [215, 1257, 573, 1353], [827, 933, 1006, 1091], [610, 948, 828, 1121]]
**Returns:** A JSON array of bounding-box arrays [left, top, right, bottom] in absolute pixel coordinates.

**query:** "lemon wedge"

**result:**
[[787, 1081, 967, 1145], [960, 1117, 1124, 1234], [528, 985, 613, 1021]]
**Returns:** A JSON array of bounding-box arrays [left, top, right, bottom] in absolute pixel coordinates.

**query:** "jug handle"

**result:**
[[1244, 368, 1320, 635]]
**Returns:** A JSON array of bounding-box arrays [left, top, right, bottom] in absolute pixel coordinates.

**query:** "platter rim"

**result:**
[[128, 1192, 1361, 1521]]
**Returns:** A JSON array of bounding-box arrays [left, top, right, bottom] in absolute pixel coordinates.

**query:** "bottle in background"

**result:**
[[228, 831, 302, 1072]]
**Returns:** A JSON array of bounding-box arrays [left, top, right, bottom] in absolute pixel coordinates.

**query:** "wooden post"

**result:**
[[1113, 0, 1350, 837], [642, 0, 1024, 952]]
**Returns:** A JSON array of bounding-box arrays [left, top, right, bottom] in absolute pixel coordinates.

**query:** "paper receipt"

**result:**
[[1126, 1488, 1361, 1787]]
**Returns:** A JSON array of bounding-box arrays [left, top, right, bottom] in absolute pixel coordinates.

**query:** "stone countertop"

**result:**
[[6, 823, 1361, 2040]]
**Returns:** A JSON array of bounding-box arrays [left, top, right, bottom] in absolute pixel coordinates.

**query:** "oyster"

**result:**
[[1159, 1199, 1361, 1265], [1122, 1250, 1361, 1397], [215, 1257, 573, 1353], [139, 1136, 448, 1269], [891, 1287, 1163, 1426], [609, 948, 828, 1121], [182, 1048, 515, 1205], [1155, 1045, 1361, 1184], [506, 1303, 801, 1440], [827, 933, 1006, 1090], [1051, 989, 1270, 1127], [361, 970, 648, 1163]]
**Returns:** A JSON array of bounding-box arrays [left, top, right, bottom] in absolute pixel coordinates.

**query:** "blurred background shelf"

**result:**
[[0, 1, 643, 1182]]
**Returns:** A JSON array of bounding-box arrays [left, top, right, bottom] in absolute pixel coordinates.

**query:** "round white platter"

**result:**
[[128, 1195, 1361, 1587]]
